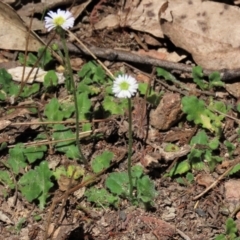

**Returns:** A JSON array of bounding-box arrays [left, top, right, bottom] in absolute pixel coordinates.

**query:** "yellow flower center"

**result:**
[[120, 81, 130, 90], [53, 16, 65, 26]]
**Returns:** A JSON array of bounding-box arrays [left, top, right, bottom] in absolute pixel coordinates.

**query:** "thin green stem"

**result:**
[[127, 98, 133, 199], [60, 30, 87, 165]]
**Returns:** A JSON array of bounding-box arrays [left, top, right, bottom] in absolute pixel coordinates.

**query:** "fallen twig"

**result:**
[[193, 158, 240, 200], [58, 41, 240, 81]]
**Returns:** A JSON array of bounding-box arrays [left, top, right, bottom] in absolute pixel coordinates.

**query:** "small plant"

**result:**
[[168, 130, 222, 176], [214, 218, 240, 240], [112, 74, 138, 200], [182, 96, 227, 135], [85, 164, 158, 207], [192, 66, 224, 90], [0, 68, 40, 101]]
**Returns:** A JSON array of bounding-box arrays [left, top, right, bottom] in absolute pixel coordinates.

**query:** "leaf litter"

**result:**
[[1, 0, 240, 240]]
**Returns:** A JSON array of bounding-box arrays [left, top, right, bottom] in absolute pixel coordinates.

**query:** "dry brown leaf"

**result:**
[[161, 0, 240, 69], [195, 173, 215, 188], [137, 48, 186, 62], [0, 120, 11, 131], [225, 179, 240, 203], [7, 67, 65, 84], [94, 14, 119, 30], [119, 0, 166, 38], [0, 2, 43, 51]]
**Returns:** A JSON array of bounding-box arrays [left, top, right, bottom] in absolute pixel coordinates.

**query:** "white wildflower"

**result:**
[[112, 74, 138, 98], [44, 9, 75, 31]]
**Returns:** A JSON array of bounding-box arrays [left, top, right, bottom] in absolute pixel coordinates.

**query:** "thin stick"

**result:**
[[193, 158, 240, 200], [66, 29, 114, 79]]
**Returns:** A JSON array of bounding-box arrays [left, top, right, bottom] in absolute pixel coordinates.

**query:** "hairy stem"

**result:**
[[60, 31, 87, 164], [127, 98, 133, 199]]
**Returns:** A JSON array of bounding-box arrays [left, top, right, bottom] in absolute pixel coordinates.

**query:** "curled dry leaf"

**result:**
[[8, 67, 65, 84], [0, 120, 11, 131], [150, 93, 182, 130], [195, 173, 215, 188], [0, 1, 42, 51], [161, 0, 240, 69], [119, 0, 166, 38]]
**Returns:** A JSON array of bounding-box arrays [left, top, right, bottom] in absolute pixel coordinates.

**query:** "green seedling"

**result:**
[[105, 165, 157, 206], [214, 218, 240, 240], [18, 161, 53, 209], [85, 188, 119, 207], [0, 69, 40, 101], [18, 47, 53, 68], [0, 171, 15, 190], [224, 140, 235, 159], [138, 82, 162, 106], [85, 163, 157, 208], [176, 172, 194, 186], [91, 151, 113, 173], [53, 165, 85, 180], [182, 96, 227, 134], [192, 66, 224, 90], [44, 70, 58, 89], [168, 130, 222, 177]]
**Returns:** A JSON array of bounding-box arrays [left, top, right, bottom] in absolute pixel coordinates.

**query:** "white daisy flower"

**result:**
[[44, 9, 75, 31], [112, 74, 138, 98]]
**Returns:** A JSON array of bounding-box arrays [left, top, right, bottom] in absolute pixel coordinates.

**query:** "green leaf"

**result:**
[[82, 123, 91, 131], [103, 96, 127, 115], [0, 68, 19, 100], [186, 172, 194, 183], [0, 171, 15, 189], [78, 61, 106, 84], [228, 163, 240, 176], [209, 138, 220, 150], [44, 70, 58, 88], [20, 83, 40, 98], [18, 161, 53, 209], [226, 218, 238, 235], [85, 187, 119, 207], [78, 61, 95, 78], [91, 151, 113, 173], [66, 165, 85, 179], [205, 150, 222, 172], [237, 104, 240, 113], [138, 83, 148, 95], [214, 234, 226, 240], [164, 143, 179, 152], [224, 140, 235, 159], [182, 96, 216, 132], [0, 68, 12, 91], [105, 172, 129, 196], [176, 177, 186, 185], [188, 148, 205, 170], [169, 160, 190, 176], [61, 102, 75, 119], [92, 65, 106, 84], [7, 144, 27, 174], [44, 98, 64, 121], [137, 176, 157, 204], [38, 47, 52, 68], [53, 124, 75, 153], [192, 66, 208, 90], [66, 145, 80, 159], [209, 71, 225, 88], [156, 67, 176, 82], [23, 145, 47, 163], [53, 166, 67, 180], [190, 130, 208, 145], [18, 52, 38, 66], [77, 92, 91, 120], [131, 165, 143, 179]]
